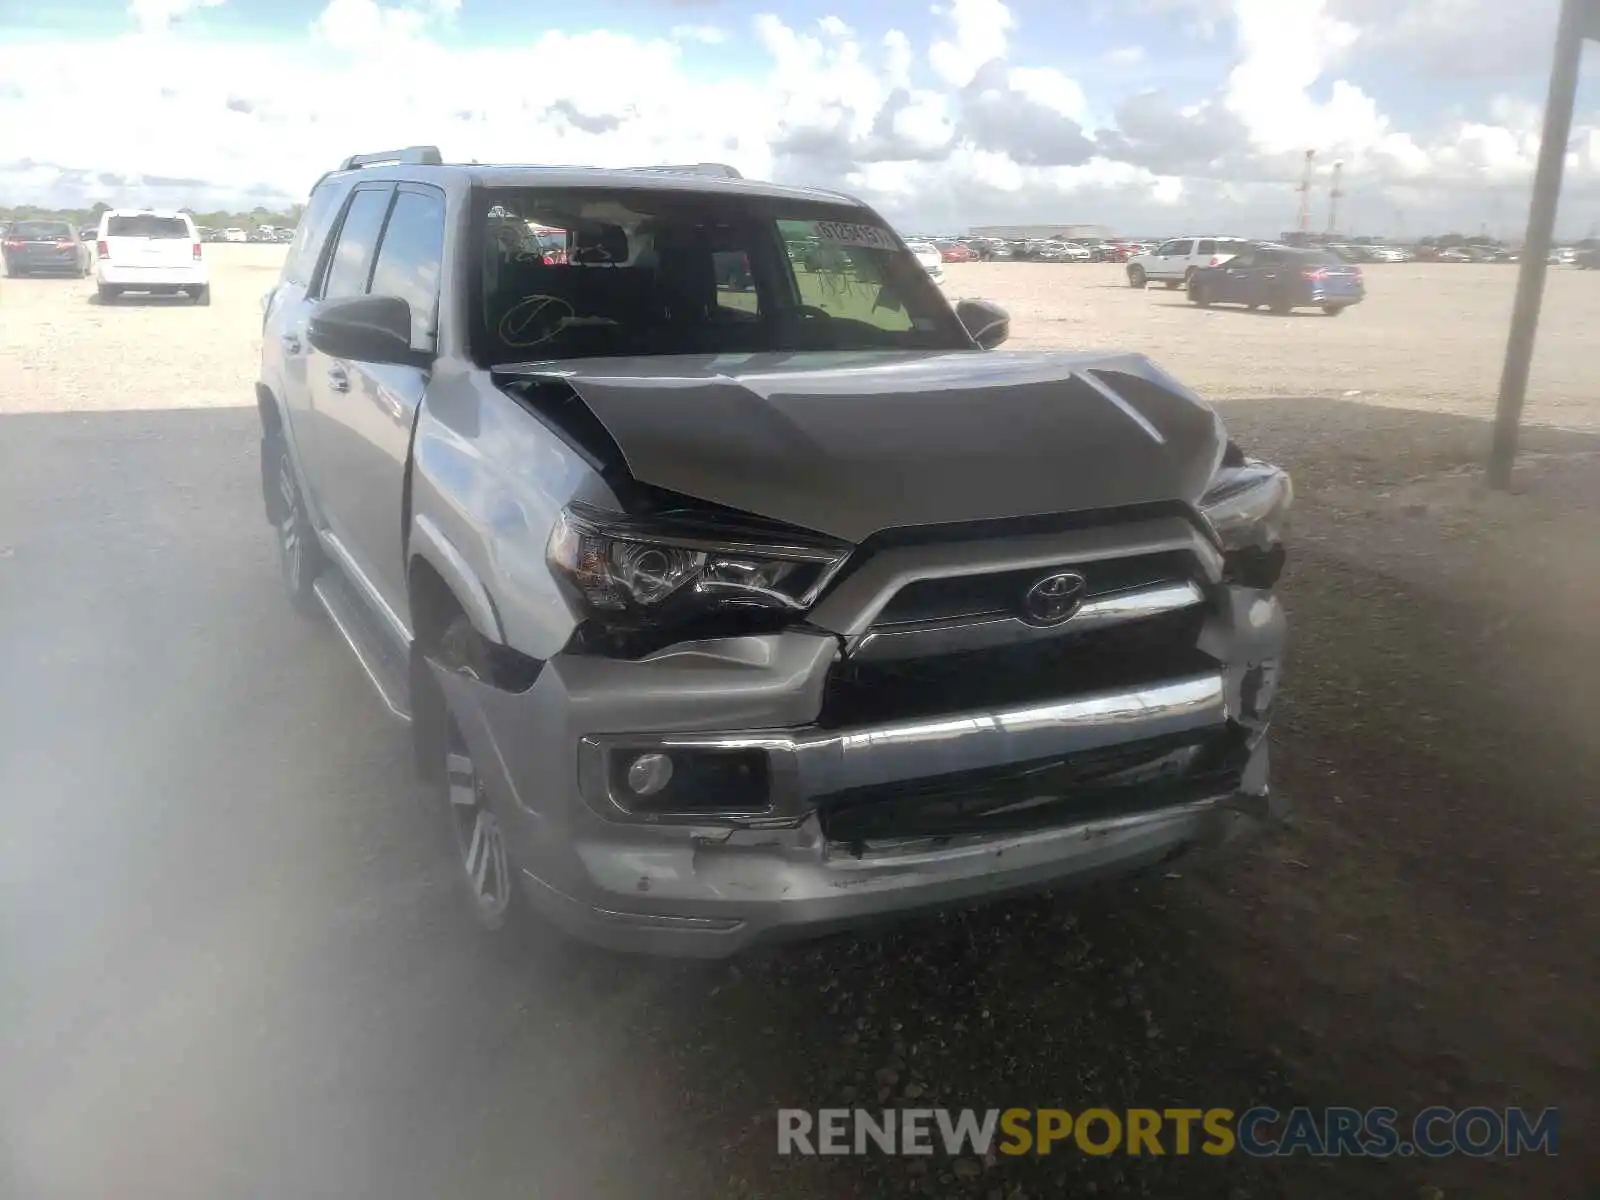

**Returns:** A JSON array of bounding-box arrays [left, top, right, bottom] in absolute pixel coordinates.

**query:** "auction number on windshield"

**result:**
[[813, 221, 897, 251]]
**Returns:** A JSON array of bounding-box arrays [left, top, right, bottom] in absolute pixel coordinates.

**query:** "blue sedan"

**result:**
[[1188, 244, 1364, 316]]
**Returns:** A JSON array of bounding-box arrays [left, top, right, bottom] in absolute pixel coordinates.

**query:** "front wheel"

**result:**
[[434, 617, 530, 935], [1321, 304, 1344, 316], [1189, 282, 1210, 307], [1126, 265, 1146, 288]]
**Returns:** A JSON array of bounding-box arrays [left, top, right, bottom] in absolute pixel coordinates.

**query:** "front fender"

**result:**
[[409, 512, 505, 644]]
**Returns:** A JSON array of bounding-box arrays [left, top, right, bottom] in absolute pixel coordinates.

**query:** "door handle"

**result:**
[[281, 332, 302, 355], [327, 366, 350, 393]]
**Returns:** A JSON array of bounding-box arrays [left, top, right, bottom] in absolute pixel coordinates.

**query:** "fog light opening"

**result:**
[[626, 752, 675, 797]]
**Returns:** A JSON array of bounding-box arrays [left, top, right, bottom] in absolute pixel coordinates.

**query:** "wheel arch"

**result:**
[[406, 523, 544, 782], [256, 383, 289, 525]]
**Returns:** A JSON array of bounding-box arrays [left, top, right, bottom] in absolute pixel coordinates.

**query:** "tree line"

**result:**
[[1, 200, 304, 229]]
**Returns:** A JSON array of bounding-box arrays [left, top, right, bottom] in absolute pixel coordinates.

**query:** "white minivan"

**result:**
[[96, 209, 210, 304]]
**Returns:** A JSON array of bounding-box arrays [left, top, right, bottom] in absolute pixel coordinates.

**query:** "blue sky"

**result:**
[[1, 0, 1597, 236]]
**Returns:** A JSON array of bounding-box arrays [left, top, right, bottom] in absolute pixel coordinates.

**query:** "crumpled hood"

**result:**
[[513, 349, 1226, 543]]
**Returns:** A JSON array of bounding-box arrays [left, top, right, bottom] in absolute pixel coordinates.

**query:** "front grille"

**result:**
[[875, 549, 1198, 626], [818, 607, 1214, 729], [820, 725, 1249, 846]]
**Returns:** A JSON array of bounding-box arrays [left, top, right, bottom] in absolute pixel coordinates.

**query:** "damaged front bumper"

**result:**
[[432, 572, 1287, 958]]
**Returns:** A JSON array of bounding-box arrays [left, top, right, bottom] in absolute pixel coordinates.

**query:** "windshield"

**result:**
[[9, 221, 73, 239], [473, 188, 968, 365], [106, 215, 191, 238]]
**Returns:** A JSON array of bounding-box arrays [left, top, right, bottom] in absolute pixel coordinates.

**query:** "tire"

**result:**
[[434, 616, 530, 935], [1270, 294, 1294, 315], [1322, 304, 1343, 316], [192, 285, 211, 306], [1126, 265, 1146, 288], [1189, 281, 1210, 307], [97, 285, 119, 303], [267, 435, 324, 616]]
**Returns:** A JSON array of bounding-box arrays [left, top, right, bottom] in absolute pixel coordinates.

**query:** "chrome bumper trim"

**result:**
[[850, 580, 1206, 662], [578, 672, 1227, 823]]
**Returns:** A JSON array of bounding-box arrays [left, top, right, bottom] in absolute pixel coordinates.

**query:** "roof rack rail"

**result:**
[[626, 162, 743, 180], [338, 146, 444, 171]]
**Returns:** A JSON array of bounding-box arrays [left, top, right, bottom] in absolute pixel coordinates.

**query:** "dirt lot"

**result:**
[[1, 247, 1596, 1199]]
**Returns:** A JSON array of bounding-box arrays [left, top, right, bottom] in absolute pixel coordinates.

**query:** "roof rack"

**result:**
[[338, 146, 444, 171], [626, 163, 743, 180]]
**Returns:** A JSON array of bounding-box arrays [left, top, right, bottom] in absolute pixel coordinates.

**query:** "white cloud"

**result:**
[[928, 0, 1014, 87], [3, 0, 1599, 237]]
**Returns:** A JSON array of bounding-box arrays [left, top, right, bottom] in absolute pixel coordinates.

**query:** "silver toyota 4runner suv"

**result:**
[[256, 146, 1291, 957]]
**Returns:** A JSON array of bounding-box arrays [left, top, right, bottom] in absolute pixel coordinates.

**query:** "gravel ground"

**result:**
[[1, 248, 1595, 1199]]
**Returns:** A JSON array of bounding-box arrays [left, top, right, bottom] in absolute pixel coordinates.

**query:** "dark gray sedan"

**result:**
[[2, 219, 93, 278]]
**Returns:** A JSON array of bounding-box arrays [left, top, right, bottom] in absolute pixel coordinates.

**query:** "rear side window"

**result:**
[[1156, 240, 1188, 256], [368, 187, 446, 349], [107, 215, 189, 239], [320, 187, 394, 301], [10, 221, 73, 239], [282, 183, 347, 288], [1197, 239, 1217, 256]]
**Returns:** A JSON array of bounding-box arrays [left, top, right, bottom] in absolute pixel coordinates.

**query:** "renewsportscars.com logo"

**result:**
[[777, 1106, 1560, 1159]]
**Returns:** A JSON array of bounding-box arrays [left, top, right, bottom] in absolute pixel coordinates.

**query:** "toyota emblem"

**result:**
[[1021, 572, 1088, 626]]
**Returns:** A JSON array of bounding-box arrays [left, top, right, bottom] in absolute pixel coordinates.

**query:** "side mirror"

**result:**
[[955, 297, 1010, 350], [307, 295, 429, 366]]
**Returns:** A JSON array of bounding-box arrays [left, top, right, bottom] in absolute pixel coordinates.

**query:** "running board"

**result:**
[[313, 570, 412, 723]]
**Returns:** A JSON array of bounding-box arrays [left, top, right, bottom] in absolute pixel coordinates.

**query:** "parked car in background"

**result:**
[[1126, 236, 1249, 288], [1549, 246, 1576, 265], [95, 208, 209, 304], [2, 218, 92, 277], [1367, 245, 1411, 263], [1576, 248, 1600, 269], [1026, 240, 1091, 263], [937, 240, 977, 263], [1328, 243, 1376, 264], [905, 239, 946, 286], [1435, 248, 1473, 263], [222, 227, 248, 243], [1188, 243, 1364, 316]]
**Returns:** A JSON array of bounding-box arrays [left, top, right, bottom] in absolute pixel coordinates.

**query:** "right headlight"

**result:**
[[1199, 455, 1292, 587], [546, 501, 854, 634]]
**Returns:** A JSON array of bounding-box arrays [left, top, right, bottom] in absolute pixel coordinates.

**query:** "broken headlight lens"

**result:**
[[547, 502, 853, 628], [1200, 459, 1291, 587]]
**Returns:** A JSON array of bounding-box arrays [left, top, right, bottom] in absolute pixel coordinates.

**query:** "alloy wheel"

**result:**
[[445, 721, 513, 923], [277, 454, 303, 592]]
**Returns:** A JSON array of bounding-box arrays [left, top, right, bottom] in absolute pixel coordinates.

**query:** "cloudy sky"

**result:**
[[2, 0, 1598, 237]]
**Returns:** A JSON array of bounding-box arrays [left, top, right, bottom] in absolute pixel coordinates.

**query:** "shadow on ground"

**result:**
[[0, 402, 1593, 1199]]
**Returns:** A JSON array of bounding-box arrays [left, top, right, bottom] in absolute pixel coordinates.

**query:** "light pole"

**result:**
[[1487, 0, 1596, 489]]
